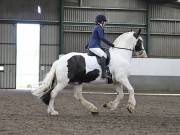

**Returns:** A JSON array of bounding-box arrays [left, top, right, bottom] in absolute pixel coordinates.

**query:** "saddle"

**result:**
[[87, 48, 113, 84]]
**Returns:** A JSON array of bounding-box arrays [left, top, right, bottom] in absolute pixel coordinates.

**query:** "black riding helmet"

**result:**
[[95, 15, 107, 24]]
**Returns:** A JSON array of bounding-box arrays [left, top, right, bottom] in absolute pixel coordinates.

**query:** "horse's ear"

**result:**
[[133, 28, 141, 39], [137, 28, 141, 35]]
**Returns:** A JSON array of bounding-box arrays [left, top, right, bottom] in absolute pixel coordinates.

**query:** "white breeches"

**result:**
[[89, 48, 107, 59]]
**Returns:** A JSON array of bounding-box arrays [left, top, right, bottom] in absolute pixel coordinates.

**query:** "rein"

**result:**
[[113, 47, 133, 51], [113, 47, 145, 55]]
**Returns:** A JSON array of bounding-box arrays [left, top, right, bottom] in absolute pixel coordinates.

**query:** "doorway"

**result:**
[[16, 24, 40, 90]]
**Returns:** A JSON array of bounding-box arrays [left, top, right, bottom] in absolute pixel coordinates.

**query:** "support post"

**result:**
[[59, 0, 64, 54], [146, 3, 151, 55]]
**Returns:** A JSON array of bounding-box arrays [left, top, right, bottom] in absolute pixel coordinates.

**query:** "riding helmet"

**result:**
[[95, 14, 107, 24]]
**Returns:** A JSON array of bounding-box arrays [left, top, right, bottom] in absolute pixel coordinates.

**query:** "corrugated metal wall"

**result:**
[[0, 0, 60, 88], [64, 1, 180, 57], [64, 24, 147, 53], [64, 7, 146, 23], [0, 24, 16, 88], [149, 4, 180, 57], [64, 0, 147, 53], [0, 0, 59, 20], [81, 0, 146, 8], [1, 0, 180, 88], [39, 24, 59, 81]]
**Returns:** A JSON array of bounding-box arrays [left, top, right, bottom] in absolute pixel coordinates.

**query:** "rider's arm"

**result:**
[[97, 27, 114, 47]]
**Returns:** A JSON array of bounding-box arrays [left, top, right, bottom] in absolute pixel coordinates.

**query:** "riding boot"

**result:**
[[100, 56, 111, 79]]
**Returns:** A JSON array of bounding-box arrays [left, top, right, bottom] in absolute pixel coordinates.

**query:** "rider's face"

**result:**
[[102, 21, 106, 27]]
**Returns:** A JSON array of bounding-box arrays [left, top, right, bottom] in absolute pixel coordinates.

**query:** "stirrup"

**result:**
[[105, 72, 113, 84], [105, 73, 112, 79], [101, 72, 111, 79], [102, 73, 113, 84]]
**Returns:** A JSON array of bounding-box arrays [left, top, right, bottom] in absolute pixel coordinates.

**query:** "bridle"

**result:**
[[112, 46, 145, 55], [113, 38, 145, 54], [113, 46, 133, 51]]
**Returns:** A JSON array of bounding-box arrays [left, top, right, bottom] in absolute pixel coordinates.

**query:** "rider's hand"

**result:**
[[111, 43, 115, 47]]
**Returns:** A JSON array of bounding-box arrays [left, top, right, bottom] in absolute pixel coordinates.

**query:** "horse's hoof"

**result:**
[[127, 104, 135, 113], [127, 107, 133, 113], [103, 103, 108, 108], [49, 110, 59, 116], [91, 111, 99, 115], [127, 102, 135, 113], [103, 102, 114, 109]]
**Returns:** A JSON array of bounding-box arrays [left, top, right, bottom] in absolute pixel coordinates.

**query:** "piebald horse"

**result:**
[[32, 29, 147, 115]]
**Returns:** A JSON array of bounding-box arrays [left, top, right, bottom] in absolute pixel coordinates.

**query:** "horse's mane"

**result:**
[[113, 32, 135, 48]]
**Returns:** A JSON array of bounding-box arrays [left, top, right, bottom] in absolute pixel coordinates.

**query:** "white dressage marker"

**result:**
[[131, 58, 180, 76], [0, 66, 4, 71]]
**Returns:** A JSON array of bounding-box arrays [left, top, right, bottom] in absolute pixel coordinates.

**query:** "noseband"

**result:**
[[113, 47, 133, 51]]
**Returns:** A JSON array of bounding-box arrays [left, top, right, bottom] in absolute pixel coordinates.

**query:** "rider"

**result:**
[[87, 14, 114, 79]]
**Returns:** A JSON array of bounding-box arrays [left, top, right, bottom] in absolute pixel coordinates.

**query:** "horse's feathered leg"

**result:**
[[103, 83, 124, 110], [47, 82, 68, 115], [120, 77, 136, 113], [74, 85, 98, 114]]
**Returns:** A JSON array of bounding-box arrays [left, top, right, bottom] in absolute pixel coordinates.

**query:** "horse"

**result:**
[[32, 29, 147, 115]]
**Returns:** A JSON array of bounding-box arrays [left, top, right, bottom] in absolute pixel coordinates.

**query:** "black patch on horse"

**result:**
[[135, 39, 143, 52], [84, 69, 99, 82], [40, 75, 57, 105], [67, 55, 100, 84], [40, 88, 53, 105]]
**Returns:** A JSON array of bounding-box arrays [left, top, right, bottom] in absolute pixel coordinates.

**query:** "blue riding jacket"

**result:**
[[87, 24, 113, 48]]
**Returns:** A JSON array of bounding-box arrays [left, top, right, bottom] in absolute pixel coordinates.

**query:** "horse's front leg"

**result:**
[[103, 83, 124, 110], [119, 77, 136, 113], [74, 85, 99, 114]]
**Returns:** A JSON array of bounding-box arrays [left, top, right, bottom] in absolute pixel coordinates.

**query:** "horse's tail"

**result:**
[[32, 60, 58, 98]]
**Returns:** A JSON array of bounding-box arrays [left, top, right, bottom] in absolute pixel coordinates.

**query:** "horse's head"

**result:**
[[113, 28, 148, 58], [133, 29, 148, 58]]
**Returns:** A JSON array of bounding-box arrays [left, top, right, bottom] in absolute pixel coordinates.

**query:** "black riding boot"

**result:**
[[100, 56, 111, 79]]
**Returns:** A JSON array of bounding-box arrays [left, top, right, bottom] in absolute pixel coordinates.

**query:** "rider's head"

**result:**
[[95, 14, 107, 26]]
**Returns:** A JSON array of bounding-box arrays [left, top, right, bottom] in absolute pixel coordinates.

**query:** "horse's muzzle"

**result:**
[[135, 51, 148, 58]]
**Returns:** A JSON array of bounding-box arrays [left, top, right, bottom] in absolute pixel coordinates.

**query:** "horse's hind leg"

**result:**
[[103, 83, 124, 110], [74, 85, 98, 114], [48, 82, 67, 115]]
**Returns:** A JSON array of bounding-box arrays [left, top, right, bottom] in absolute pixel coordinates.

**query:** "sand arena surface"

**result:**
[[0, 89, 180, 135]]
